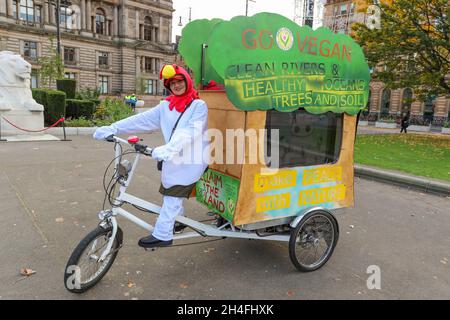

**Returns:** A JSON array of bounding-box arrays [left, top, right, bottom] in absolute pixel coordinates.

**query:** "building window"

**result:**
[[23, 41, 37, 59], [401, 88, 413, 114], [31, 69, 38, 88], [98, 76, 109, 94], [35, 5, 41, 23], [380, 88, 391, 117], [265, 109, 343, 168], [98, 52, 109, 68], [64, 47, 76, 65], [60, 5, 73, 30], [64, 72, 76, 79], [13, 0, 17, 18], [96, 8, 106, 35], [340, 4, 348, 15], [17, 0, 36, 23], [13, 0, 41, 24], [145, 79, 154, 94], [144, 57, 153, 72], [144, 17, 152, 41]]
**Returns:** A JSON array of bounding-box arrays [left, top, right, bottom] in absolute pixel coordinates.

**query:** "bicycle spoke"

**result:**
[[76, 234, 114, 284]]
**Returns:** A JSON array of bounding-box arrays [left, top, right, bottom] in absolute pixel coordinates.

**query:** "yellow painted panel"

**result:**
[[298, 184, 346, 206], [256, 193, 291, 213], [254, 170, 297, 193], [302, 166, 343, 185]]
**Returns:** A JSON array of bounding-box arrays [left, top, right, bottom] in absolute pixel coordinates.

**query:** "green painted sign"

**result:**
[[179, 12, 370, 115], [196, 169, 240, 222], [178, 18, 224, 87]]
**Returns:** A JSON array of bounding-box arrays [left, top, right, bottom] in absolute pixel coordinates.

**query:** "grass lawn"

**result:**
[[354, 134, 450, 182]]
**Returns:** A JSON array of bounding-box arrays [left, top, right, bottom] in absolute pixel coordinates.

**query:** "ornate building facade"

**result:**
[[323, 0, 450, 126], [0, 0, 175, 104]]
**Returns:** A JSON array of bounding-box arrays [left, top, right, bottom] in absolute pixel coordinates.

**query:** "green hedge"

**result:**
[[56, 79, 76, 99], [46, 90, 66, 124], [66, 99, 95, 119], [32, 89, 66, 125], [32, 89, 48, 106]]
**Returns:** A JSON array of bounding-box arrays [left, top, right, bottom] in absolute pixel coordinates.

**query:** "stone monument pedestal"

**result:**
[[0, 51, 59, 142], [0, 109, 45, 136]]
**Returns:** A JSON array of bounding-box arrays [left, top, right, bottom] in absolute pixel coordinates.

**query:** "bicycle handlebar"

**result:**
[[106, 135, 153, 156]]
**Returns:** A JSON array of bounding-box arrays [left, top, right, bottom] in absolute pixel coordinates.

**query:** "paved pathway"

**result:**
[[0, 135, 449, 299]]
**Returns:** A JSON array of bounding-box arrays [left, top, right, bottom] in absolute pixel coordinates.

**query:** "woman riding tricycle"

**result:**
[[64, 12, 370, 293]]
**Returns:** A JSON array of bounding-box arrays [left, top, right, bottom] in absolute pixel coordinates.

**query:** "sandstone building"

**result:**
[[0, 0, 176, 105]]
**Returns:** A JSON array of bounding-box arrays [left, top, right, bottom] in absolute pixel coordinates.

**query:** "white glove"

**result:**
[[151, 145, 173, 162], [93, 126, 116, 140]]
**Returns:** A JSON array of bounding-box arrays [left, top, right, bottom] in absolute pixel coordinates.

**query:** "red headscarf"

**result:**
[[160, 64, 199, 113]]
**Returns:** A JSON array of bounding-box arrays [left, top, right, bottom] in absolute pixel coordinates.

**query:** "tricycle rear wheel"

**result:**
[[289, 210, 338, 272]]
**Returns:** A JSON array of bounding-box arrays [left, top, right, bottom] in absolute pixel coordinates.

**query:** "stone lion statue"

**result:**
[[0, 51, 44, 112]]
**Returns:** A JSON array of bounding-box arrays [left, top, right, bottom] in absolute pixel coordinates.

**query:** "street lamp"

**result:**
[[245, 0, 256, 16], [177, 7, 192, 27], [56, 0, 61, 54], [55, 0, 73, 54]]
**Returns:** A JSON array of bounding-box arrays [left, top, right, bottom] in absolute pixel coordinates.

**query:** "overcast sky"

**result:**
[[172, 0, 296, 42]]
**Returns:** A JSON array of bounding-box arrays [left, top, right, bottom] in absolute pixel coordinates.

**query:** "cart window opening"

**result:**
[[265, 109, 343, 168]]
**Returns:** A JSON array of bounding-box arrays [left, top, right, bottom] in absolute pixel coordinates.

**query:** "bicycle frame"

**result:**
[[97, 136, 307, 261]]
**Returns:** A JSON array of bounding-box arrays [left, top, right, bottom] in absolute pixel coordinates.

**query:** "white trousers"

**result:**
[[152, 195, 184, 241]]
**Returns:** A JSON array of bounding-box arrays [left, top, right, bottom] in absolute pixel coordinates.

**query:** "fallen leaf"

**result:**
[[20, 268, 36, 276], [127, 280, 136, 288], [180, 283, 189, 289], [287, 291, 295, 297], [55, 217, 64, 223]]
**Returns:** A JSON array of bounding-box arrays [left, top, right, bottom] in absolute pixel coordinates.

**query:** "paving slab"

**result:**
[[2, 134, 60, 142]]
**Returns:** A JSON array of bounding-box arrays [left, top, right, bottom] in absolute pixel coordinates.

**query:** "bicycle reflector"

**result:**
[[127, 136, 140, 144]]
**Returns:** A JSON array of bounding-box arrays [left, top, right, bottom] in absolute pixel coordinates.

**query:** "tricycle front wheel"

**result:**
[[64, 225, 123, 293], [289, 210, 339, 272]]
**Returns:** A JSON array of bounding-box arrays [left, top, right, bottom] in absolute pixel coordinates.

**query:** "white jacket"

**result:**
[[94, 99, 209, 188]]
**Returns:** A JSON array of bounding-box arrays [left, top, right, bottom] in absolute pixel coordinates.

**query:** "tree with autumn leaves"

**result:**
[[352, 0, 449, 101]]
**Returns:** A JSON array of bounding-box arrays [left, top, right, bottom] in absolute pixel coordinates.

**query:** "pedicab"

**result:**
[[64, 13, 370, 293]]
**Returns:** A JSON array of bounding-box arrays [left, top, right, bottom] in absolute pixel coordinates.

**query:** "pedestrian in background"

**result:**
[[400, 111, 410, 133]]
